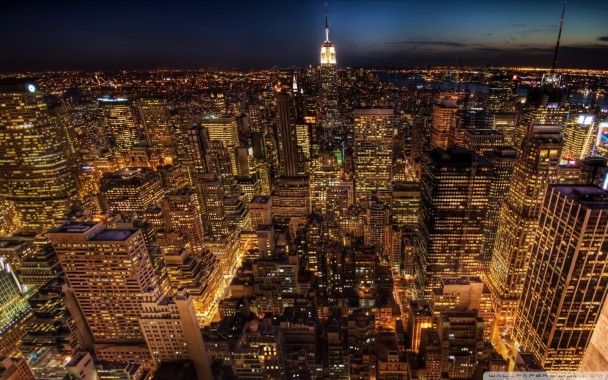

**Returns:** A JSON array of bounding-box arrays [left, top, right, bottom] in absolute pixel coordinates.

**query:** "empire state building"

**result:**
[[319, 9, 340, 130]]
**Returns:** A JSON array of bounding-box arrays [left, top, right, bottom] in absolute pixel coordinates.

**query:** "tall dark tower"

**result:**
[[275, 91, 300, 177], [415, 147, 494, 296]]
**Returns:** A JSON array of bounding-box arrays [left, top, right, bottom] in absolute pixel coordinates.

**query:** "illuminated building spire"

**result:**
[[320, 3, 336, 65]]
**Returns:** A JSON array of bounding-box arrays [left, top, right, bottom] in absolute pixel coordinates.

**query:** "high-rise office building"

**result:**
[[488, 82, 516, 113], [487, 124, 562, 332], [463, 129, 504, 156], [201, 114, 239, 176], [430, 97, 461, 150], [481, 146, 517, 263], [186, 125, 211, 176], [353, 108, 394, 204], [416, 147, 494, 296], [0, 79, 77, 233], [249, 196, 273, 229], [581, 156, 608, 188], [561, 114, 596, 161], [391, 182, 420, 228], [163, 248, 222, 326], [156, 163, 189, 192], [98, 97, 139, 160], [491, 113, 517, 146], [310, 153, 341, 214], [513, 185, 608, 370], [100, 167, 164, 215], [295, 122, 311, 161], [275, 91, 301, 177], [161, 186, 205, 250], [138, 289, 212, 377], [196, 173, 229, 238], [49, 222, 211, 373], [513, 103, 566, 154], [135, 97, 175, 166], [364, 197, 389, 255], [19, 278, 82, 379], [272, 176, 310, 229], [48, 222, 157, 345], [0, 256, 32, 357]]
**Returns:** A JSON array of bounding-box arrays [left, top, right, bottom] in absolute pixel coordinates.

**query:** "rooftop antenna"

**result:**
[[551, 1, 566, 73], [325, 2, 329, 42]]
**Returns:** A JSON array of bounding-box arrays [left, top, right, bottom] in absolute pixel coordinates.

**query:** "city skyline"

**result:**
[[2, 0, 608, 72], [2, 0, 608, 377]]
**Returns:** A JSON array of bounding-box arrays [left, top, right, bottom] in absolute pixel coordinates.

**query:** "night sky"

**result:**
[[2, 0, 608, 72]]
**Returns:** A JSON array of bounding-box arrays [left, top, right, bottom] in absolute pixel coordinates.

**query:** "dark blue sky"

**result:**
[[2, 0, 608, 72]]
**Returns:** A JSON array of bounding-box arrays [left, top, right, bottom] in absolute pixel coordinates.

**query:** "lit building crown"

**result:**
[[320, 7, 336, 65]]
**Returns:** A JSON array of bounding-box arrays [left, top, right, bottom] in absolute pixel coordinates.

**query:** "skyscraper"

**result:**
[[319, 8, 339, 130], [416, 147, 494, 296], [480, 146, 517, 264], [196, 172, 229, 238], [98, 97, 139, 160], [161, 186, 205, 250], [0, 256, 32, 357], [353, 108, 394, 204], [463, 129, 505, 156], [0, 79, 77, 233], [201, 114, 239, 176], [487, 124, 562, 332], [48, 223, 157, 344], [186, 125, 210, 173], [430, 97, 461, 150], [561, 114, 596, 161], [272, 176, 311, 229], [135, 97, 175, 166], [100, 167, 164, 215], [275, 91, 300, 177], [48, 222, 159, 366], [364, 196, 389, 255], [513, 185, 608, 369]]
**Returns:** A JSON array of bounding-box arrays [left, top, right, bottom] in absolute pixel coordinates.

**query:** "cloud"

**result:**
[[385, 40, 466, 47], [599, 36, 608, 42], [511, 24, 528, 27]]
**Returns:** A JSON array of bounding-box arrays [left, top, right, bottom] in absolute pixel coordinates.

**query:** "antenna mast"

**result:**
[[325, 2, 329, 42], [551, 1, 566, 73]]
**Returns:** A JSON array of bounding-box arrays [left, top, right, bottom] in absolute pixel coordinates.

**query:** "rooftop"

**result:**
[[250, 195, 271, 204], [353, 108, 394, 116], [427, 147, 492, 168], [441, 276, 483, 286], [50, 222, 98, 234], [552, 185, 608, 208], [108, 167, 151, 179], [465, 129, 503, 136], [90, 230, 135, 242]]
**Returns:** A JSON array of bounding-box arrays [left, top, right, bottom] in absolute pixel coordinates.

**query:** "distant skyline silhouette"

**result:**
[[2, 0, 608, 72]]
